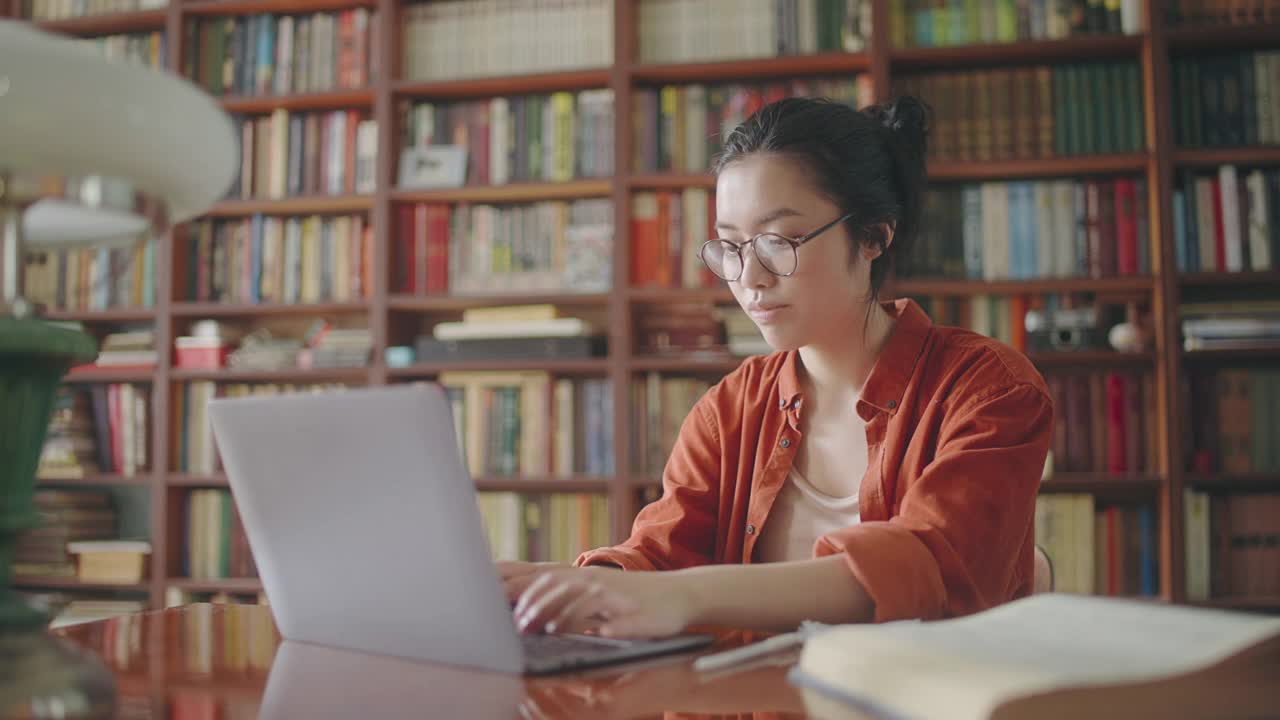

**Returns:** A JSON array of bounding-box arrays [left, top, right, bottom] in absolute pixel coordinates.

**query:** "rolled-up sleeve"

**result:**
[[815, 382, 1053, 622], [576, 397, 722, 571]]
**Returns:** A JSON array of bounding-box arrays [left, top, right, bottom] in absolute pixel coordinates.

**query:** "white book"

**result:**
[[433, 317, 592, 340], [1034, 182, 1054, 278], [981, 183, 1002, 281], [1052, 180, 1076, 276], [490, 97, 510, 185], [1218, 165, 1243, 272], [1246, 169, 1271, 270], [1120, 0, 1143, 34], [793, 594, 1280, 720], [1183, 489, 1211, 602]]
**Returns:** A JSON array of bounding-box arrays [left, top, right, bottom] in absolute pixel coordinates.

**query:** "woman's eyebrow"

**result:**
[[714, 207, 804, 232]]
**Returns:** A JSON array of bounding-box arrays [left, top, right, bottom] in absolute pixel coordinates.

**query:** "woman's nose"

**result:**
[[737, 243, 776, 289]]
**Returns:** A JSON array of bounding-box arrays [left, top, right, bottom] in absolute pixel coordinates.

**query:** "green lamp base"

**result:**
[[0, 316, 116, 718]]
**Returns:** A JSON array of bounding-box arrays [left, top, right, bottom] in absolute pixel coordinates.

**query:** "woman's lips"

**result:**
[[747, 304, 789, 323]]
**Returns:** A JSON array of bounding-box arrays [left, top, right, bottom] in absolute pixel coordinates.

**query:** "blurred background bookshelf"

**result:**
[[7, 0, 1279, 631]]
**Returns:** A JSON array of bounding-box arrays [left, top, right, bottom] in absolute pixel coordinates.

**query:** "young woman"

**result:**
[[501, 96, 1053, 639]]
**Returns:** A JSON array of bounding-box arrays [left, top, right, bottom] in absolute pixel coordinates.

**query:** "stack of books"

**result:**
[[416, 305, 605, 362], [94, 329, 157, 370], [302, 324, 372, 368], [14, 489, 118, 579], [1181, 301, 1280, 351]]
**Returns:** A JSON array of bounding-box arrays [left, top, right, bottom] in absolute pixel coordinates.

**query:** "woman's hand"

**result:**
[[512, 567, 696, 639], [496, 561, 572, 603]]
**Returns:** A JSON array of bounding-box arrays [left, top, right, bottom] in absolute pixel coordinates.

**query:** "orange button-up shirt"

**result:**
[[577, 298, 1054, 623]]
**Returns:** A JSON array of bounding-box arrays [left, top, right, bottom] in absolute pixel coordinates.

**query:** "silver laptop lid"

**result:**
[[208, 385, 524, 673]]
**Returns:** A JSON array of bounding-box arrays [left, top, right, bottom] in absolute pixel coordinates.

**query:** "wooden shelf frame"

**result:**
[[15, 0, 1278, 614]]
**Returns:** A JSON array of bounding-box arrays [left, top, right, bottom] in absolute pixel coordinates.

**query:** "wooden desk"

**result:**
[[53, 604, 842, 719]]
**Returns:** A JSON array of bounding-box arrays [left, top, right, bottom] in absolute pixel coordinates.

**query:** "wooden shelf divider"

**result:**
[[205, 195, 374, 217]]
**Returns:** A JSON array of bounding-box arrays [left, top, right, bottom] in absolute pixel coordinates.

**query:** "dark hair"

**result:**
[[713, 95, 931, 301]]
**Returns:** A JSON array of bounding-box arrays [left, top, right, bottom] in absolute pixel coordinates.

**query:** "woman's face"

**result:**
[[714, 154, 875, 352]]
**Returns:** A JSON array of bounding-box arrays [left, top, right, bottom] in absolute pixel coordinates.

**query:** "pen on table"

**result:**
[[692, 621, 827, 673]]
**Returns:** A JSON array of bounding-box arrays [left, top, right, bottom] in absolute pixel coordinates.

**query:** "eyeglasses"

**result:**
[[699, 213, 854, 282]]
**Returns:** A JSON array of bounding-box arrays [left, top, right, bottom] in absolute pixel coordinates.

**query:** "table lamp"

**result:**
[[0, 22, 236, 717]]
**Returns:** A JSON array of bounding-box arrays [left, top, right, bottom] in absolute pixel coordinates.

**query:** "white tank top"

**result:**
[[754, 465, 861, 563]]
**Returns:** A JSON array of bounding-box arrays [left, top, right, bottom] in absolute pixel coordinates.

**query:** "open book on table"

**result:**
[[789, 593, 1280, 720]]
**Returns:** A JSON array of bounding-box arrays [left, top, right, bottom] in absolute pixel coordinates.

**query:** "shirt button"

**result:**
[[780, 438, 792, 448], [887, 400, 897, 409], [746, 524, 756, 535]]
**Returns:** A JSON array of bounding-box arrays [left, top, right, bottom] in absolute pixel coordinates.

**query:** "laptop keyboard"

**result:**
[[521, 633, 632, 661]]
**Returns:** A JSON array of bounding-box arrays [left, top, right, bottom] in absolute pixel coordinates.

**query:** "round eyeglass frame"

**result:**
[[698, 212, 855, 282]]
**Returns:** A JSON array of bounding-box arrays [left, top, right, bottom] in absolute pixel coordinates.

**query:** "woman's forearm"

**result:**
[[674, 554, 875, 632]]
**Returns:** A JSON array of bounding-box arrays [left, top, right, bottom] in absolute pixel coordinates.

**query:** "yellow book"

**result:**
[[461, 304, 562, 324]]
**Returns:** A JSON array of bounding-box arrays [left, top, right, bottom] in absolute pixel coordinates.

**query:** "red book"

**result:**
[[1106, 372, 1127, 473], [1210, 177, 1226, 270], [1114, 179, 1138, 275]]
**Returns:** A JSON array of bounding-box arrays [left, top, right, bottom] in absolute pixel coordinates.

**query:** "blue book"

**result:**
[[1173, 190, 1188, 272], [1139, 506, 1156, 596]]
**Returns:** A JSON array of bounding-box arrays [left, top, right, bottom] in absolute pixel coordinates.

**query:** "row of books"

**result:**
[[185, 215, 373, 305], [184, 10, 377, 98], [631, 78, 868, 175], [438, 372, 615, 477], [20, 0, 163, 21], [631, 373, 713, 476], [1047, 371, 1158, 475], [1173, 166, 1279, 273], [39, 384, 151, 479], [1035, 495, 1158, 597], [83, 31, 165, 68], [1189, 368, 1280, 474], [173, 382, 344, 475], [395, 199, 613, 296], [896, 62, 1145, 160], [1166, 0, 1280, 26], [228, 110, 377, 200], [183, 488, 257, 581], [638, 0, 868, 63], [22, 244, 158, 314], [890, 0, 1144, 48], [904, 178, 1151, 281], [1171, 52, 1280, 149], [1184, 490, 1280, 600], [402, 0, 613, 81], [630, 189, 716, 290], [402, 90, 615, 186], [13, 489, 120, 579], [477, 492, 610, 563]]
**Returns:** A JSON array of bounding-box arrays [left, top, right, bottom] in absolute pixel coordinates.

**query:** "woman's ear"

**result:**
[[860, 222, 896, 261]]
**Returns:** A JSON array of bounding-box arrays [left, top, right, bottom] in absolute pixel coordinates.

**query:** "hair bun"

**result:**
[[865, 95, 931, 154]]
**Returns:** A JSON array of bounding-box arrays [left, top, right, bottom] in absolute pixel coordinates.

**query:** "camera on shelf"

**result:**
[[1025, 307, 1104, 352]]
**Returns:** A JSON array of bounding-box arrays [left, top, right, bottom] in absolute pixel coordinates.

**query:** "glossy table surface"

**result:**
[[52, 604, 867, 719]]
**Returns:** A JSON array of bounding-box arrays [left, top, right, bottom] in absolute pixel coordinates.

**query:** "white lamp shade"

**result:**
[[0, 22, 238, 225], [22, 198, 150, 249]]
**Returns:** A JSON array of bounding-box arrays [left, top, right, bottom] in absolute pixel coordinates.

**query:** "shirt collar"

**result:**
[[776, 298, 933, 419]]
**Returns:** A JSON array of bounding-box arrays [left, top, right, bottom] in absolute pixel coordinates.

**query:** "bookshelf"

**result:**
[[12, 0, 1280, 613]]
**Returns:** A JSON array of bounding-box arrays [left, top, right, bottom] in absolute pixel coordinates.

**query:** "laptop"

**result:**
[[207, 384, 712, 675]]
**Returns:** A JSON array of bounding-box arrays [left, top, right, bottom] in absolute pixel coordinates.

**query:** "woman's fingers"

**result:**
[[515, 574, 582, 633], [543, 583, 605, 635]]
